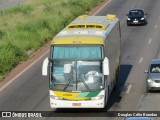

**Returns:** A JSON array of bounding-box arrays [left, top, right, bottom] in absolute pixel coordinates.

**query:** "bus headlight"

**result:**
[[127, 18, 131, 20], [147, 79, 153, 83], [141, 18, 144, 20], [91, 95, 104, 100], [50, 95, 63, 100]]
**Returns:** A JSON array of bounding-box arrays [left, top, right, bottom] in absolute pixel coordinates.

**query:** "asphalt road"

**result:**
[[0, 0, 27, 9], [0, 0, 160, 120]]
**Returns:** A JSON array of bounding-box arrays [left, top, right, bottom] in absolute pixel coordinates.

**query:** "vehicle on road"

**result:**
[[124, 117, 153, 120], [126, 8, 147, 26], [42, 14, 121, 108], [145, 59, 160, 92]]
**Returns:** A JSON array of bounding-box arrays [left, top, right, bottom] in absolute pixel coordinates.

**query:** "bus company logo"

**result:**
[[63, 94, 72, 96], [2, 112, 11, 117]]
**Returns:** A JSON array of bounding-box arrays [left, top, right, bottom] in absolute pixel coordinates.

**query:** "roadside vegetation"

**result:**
[[0, 0, 103, 81]]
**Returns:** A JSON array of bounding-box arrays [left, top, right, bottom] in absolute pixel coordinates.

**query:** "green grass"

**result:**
[[0, 0, 103, 81]]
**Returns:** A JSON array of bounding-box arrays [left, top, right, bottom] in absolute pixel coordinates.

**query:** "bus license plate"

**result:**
[[72, 103, 81, 106]]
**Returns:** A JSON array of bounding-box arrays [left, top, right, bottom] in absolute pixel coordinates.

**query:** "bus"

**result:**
[[42, 14, 121, 108]]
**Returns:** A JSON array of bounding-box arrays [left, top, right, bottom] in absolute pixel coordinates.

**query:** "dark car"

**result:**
[[126, 8, 147, 26], [124, 117, 153, 120]]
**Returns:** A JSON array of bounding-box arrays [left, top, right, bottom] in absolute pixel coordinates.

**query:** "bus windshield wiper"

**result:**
[[63, 74, 73, 91]]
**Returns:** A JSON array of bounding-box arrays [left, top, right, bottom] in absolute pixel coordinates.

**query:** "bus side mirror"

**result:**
[[42, 57, 49, 76], [103, 57, 109, 75]]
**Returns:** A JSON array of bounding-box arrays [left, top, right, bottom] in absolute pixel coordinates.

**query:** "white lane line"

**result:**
[[93, 0, 112, 16], [136, 95, 144, 110], [0, 49, 50, 92], [126, 84, 132, 93], [148, 38, 152, 44], [155, 25, 158, 29], [138, 57, 143, 63]]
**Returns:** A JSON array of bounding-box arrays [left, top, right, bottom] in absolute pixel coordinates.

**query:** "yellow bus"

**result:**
[[42, 14, 121, 108]]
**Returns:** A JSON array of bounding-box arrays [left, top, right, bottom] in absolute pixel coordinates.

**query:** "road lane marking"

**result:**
[[154, 25, 158, 29], [136, 95, 144, 110], [93, 0, 112, 15], [0, 1, 112, 92], [138, 57, 143, 63], [0, 49, 50, 92], [126, 84, 132, 93], [148, 38, 152, 44]]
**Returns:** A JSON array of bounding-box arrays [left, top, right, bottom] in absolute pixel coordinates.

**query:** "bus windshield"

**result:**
[[49, 45, 104, 91], [52, 45, 102, 59]]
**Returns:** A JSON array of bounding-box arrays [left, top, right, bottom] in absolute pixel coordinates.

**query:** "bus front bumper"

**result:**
[[50, 98, 105, 108]]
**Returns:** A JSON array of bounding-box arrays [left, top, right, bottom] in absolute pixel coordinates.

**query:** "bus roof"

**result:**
[[52, 14, 119, 45], [52, 35, 104, 45]]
